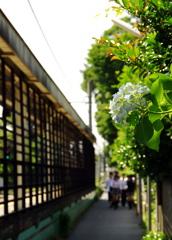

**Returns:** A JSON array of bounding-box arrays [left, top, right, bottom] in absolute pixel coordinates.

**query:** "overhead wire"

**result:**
[[27, 0, 80, 95]]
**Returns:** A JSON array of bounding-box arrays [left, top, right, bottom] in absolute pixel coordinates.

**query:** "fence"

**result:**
[[0, 58, 95, 220]]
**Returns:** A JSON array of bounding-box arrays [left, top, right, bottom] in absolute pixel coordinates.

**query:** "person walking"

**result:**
[[105, 172, 113, 207], [120, 173, 127, 207], [127, 175, 134, 209], [112, 175, 120, 209]]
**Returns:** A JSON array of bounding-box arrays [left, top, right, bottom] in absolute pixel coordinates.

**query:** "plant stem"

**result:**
[[148, 110, 172, 114]]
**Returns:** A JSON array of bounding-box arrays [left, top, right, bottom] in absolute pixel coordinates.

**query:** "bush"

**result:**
[[141, 231, 172, 240], [58, 212, 70, 238], [95, 186, 102, 195]]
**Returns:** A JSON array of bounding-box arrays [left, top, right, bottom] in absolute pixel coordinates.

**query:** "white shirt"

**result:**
[[120, 179, 127, 190], [106, 177, 113, 192], [112, 179, 120, 189]]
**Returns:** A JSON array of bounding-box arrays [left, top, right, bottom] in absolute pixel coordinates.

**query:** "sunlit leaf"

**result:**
[[110, 56, 122, 61], [113, 33, 120, 39], [170, 64, 172, 77], [140, 32, 146, 37], [103, 106, 111, 110], [131, 55, 136, 61], [128, 44, 133, 50], [148, 105, 164, 123], [151, 78, 163, 106], [146, 119, 164, 152], [105, 7, 111, 12], [122, 0, 129, 8], [133, 22, 138, 28], [95, 13, 101, 19]]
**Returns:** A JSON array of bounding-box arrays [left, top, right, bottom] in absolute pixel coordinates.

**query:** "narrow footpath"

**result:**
[[67, 191, 144, 240]]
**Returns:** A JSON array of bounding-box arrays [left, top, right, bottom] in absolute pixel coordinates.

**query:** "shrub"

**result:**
[[58, 212, 70, 238], [141, 231, 172, 240]]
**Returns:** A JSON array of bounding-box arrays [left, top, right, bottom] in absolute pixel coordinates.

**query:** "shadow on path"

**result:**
[[67, 191, 144, 240]]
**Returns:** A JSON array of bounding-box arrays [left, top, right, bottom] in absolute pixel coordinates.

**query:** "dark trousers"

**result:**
[[121, 190, 126, 206]]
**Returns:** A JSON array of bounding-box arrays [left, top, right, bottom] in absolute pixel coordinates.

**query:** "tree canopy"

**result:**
[[81, 17, 134, 144], [98, 0, 172, 180]]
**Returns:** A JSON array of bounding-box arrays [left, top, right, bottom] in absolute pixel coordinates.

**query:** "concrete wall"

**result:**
[[6, 191, 96, 240]]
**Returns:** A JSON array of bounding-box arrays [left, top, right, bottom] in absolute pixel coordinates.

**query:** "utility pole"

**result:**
[[87, 81, 92, 131]]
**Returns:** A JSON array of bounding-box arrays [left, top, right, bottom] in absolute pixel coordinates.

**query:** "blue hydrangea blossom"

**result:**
[[109, 82, 150, 126]]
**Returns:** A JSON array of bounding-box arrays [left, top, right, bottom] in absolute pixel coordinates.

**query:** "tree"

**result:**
[[81, 17, 134, 144], [97, 0, 172, 152]]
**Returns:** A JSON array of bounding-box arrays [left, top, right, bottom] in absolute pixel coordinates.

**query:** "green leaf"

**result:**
[[152, 0, 158, 5], [134, 47, 139, 57], [159, 75, 172, 83], [129, 0, 135, 6], [170, 64, 172, 76], [126, 111, 139, 126], [133, 67, 139, 73], [163, 81, 172, 90], [149, 73, 160, 83], [134, 116, 154, 144], [146, 119, 164, 152], [148, 105, 163, 123], [151, 78, 163, 106], [122, 0, 128, 8], [161, 93, 172, 111], [149, 73, 172, 83], [167, 92, 172, 102], [143, 93, 153, 102], [103, 36, 111, 42], [163, 92, 172, 104], [153, 119, 164, 132]]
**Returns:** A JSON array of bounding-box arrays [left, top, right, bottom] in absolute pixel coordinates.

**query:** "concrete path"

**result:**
[[67, 191, 144, 240]]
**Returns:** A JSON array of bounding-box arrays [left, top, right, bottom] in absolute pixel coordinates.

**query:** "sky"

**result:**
[[0, 0, 120, 152]]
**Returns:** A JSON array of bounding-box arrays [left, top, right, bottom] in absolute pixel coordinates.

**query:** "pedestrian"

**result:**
[[112, 175, 120, 209], [120, 173, 127, 207], [126, 175, 134, 209], [105, 172, 113, 208], [116, 171, 121, 206]]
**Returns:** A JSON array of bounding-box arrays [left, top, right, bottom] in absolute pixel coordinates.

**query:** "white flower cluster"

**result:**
[[109, 82, 150, 126]]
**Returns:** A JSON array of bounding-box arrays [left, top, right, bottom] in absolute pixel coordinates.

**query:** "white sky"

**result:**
[[0, 0, 120, 152]]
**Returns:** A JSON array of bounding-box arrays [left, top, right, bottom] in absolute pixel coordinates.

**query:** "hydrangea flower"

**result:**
[[109, 82, 150, 126]]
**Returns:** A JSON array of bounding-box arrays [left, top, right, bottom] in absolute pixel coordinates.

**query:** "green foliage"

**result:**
[[95, 186, 102, 195], [112, 116, 172, 181], [100, 0, 172, 152], [81, 18, 135, 146], [94, 187, 102, 201], [105, 0, 172, 75], [126, 70, 172, 151], [58, 212, 70, 238], [141, 231, 172, 240], [103, 144, 116, 167], [134, 116, 154, 144]]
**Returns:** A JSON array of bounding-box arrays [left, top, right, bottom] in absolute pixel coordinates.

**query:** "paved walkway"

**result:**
[[67, 191, 144, 240]]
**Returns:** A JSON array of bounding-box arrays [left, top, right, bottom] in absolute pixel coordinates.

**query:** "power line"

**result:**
[[27, 0, 79, 94]]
